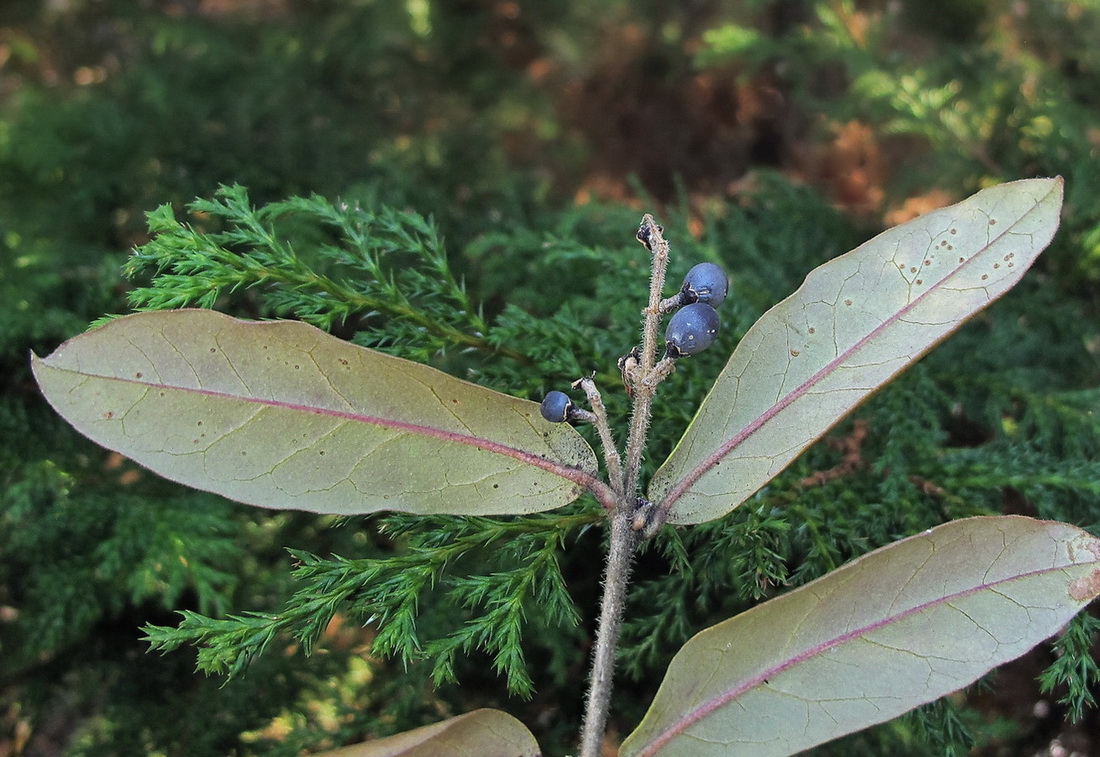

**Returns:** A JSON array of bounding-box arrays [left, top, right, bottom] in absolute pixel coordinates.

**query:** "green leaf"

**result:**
[[650, 178, 1064, 524], [310, 709, 540, 757], [619, 516, 1100, 757], [32, 309, 608, 515]]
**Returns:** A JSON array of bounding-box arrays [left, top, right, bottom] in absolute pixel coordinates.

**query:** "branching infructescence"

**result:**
[[537, 215, 729, 756]]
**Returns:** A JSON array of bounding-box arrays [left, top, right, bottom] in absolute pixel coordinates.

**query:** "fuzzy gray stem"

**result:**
[[576, 376, 625, 495], [622, 215, 671, 497], [578, 215, 672, 755], [637, 215, 670, 376], [622, 388, 654, 499], [578, 508, 638, 757]]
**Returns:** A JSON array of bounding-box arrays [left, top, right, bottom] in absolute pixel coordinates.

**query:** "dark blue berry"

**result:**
[[680, 262, 728, 307], [665, 303, 720, 358], [540, 390, 574, 423]]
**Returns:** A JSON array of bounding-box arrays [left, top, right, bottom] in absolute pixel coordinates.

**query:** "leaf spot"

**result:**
[[915, 279, 923, 286], [135, 372, 143, 379], [103, 410, 114, 420], [950, 227, 957, 234], [909, 266, 917, 273], [1069, 569, 1100, 601], [844, 299, 853, 306], [993, 263, 1001, 269], [790, 349, 800, 357], [808, 327, 816, 334], [981, 274, 989, 280], [989, 218, 997, 225], [958, 256, 965, 263]]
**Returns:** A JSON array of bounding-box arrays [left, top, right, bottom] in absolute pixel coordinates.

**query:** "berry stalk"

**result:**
[[575, 376, 625, 497]]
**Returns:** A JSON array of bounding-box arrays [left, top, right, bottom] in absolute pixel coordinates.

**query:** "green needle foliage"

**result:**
[[144, 509, 597, 699], [123, 186, 496, 363], [1040, 612, 1100, 722]]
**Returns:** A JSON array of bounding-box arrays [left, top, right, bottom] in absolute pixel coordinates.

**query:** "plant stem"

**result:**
[[578, 215, 673, 755], [622, 215, 672, 498], [578, 507, 638, 757], [576, 376, 625, 496]]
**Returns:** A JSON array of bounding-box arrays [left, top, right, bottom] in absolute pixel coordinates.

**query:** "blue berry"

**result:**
[[665, 303, 720, 358], [540, 390, 574, 423], [680, 262, 728, 307]]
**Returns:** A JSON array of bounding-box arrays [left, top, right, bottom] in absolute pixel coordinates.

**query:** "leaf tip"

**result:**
[[29, 349, 47, 379], [1050, 173, 1065, 198]]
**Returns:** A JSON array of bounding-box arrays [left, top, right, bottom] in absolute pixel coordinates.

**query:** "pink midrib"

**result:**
[[55, 365, 607, 496], [635, 558, 1068, 756]]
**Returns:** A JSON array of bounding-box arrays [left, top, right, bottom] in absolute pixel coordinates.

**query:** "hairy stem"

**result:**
[[576, 376, 625, 496], [578, 508, 638, 757], [578, 215, 673, 755], [622, 215, 671, 497]]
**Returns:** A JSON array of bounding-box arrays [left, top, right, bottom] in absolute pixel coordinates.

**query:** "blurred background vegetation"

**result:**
[[2, 0, 1099, 755]]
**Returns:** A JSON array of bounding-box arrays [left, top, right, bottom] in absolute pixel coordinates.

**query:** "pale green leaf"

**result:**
[[650, 178, 1064, 524], [310, 709, 540, 757], [620, 516, 1100, 757], [32, 309, 607, 515]]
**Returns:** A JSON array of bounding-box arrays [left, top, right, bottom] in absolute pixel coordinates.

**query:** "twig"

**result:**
[[578, 508, 638, 757], [578, 214, 673, 756], [622, 215, 672, 498], [575, 376, 625, 495]]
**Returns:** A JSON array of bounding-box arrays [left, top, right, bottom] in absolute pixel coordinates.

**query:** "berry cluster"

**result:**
[[539, 220, 728, 424], [662, 262, 727, 357]]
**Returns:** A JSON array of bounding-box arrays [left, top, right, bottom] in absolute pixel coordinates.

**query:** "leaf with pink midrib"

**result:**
[[32, 309, 606, 515], [620, 516, 1100, 757], [649, 178, 1064, 524]]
